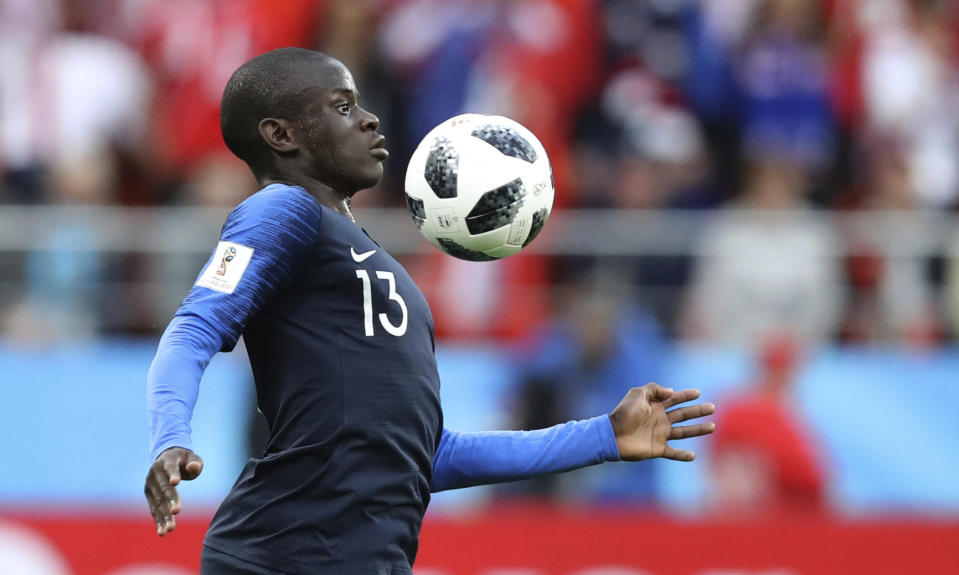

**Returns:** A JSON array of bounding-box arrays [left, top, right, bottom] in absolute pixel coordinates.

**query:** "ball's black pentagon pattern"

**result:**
[[425, 136, 459, 198], [471, 124, 538, 164], [437, 238, 497, 261], [465, 178, 526, 235], [405, 194, 426, 230], [522, 208, 549, 247]]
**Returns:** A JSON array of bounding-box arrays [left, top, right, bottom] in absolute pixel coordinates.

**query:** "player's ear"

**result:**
[[258, 118, 298, 153]]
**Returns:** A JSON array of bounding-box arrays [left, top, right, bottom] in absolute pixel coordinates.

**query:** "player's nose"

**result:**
[[359, 107, 379, 132]]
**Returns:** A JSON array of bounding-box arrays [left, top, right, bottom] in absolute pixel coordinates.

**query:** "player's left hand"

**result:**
[[609, 383, 715, 462]]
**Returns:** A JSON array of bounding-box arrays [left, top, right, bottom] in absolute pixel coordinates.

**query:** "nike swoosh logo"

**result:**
[[351, 247, 377, 262]]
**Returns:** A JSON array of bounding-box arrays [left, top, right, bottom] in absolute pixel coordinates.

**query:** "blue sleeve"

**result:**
[[176, 185, 323, 352], [430, 415, 621, 492], [147, 314, 222, 460], [147, 185, 322, 460]]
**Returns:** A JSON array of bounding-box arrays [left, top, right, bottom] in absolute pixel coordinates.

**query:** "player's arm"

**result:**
[[430, 383, 715, 492], [145, 185, 322, 536], [144, 314, 220, 536]]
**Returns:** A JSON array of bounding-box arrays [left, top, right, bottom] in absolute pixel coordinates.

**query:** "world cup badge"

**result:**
[[217, 246, 237, 276]]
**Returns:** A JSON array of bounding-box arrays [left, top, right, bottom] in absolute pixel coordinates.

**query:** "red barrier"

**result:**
[[2, 508, 957, 575], [417, 507, 959, 575]]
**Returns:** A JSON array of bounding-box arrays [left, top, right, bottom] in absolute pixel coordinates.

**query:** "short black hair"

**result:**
[[220, 47, 334, 166]]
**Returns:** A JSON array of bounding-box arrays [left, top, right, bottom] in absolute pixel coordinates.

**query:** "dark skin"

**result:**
[[145, 58, 716, 536], [255, 58, 386, 219]]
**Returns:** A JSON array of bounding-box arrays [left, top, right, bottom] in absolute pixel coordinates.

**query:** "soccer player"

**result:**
[[144, 48, 716, 575]]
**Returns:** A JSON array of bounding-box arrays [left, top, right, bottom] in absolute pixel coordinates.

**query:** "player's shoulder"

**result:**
[[221, 183, 321, 238], [231, 183, 323, 223]]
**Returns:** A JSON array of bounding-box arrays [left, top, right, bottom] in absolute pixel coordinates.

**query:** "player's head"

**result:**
[[220, 48, 386, 194]]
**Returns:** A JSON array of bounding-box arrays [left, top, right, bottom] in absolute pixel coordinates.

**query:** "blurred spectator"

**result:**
[[839, 143, 940, 346], [0, 0, 151, 203], [379, 0, 601, 207], [382, 0, 602, 341], [600, 0, 690, 85], [505, 268, 666, 503], [132, 0, 323, 194], [570, 66, 660, 209], [319, 0, 374, 75], [944, 227, 959, 340], [738, 0, 836, 170], [0, 0, 58, 201], [615, 103, 713, 210], [576, 64, 715, 209], [683, 151, 844, 347], [708, 335, 828, 517], [855, 0, 959, 208], [574, 79, 713, 330], [685, 0, 837, 199], [683, 0, 753, 199], [3, 149, 117, 344]]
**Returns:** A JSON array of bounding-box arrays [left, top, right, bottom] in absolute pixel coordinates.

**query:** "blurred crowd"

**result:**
[[3, 0, 959, 349], [2, 0, 957, 511]]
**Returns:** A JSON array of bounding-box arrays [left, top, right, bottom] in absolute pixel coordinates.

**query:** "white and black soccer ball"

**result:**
[[404, 113, 554, 261]]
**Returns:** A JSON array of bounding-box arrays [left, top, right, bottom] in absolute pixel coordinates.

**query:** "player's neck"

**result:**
[[260, 176, 355, 221]]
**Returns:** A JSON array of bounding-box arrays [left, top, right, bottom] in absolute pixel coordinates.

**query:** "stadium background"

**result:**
[[1, 0, 958, 573]]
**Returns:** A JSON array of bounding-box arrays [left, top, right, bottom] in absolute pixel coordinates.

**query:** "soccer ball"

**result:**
[[404, 113, 554, 261]]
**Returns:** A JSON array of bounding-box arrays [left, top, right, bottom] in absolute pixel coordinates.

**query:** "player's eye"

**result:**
[[335, 102, 351, 114]]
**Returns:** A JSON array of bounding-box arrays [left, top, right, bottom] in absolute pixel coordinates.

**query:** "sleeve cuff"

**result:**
[[150, 438, 192, 462], [597, 415, 621, 462]]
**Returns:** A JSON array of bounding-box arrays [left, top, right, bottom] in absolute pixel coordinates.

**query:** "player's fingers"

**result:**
[[157, 473, 181, 513], [155, 513, 177, 536], [161, 482, 181, 516], [156, 498, 177, 535], [146, 497, 164, 535], [663, 445, 696, 462], [182, 453, 204, 480], [644, 383, 674, 402], [144, 479, 175, 535], [669, 422, 716, 440], [667, 402, 715, 424], [145, 474, 169, 511], [149, 466, 181, 515], [661, 388, 700, 409], [144, 482, 162, 516], [167, 488, 182, 515], [161, 457, 183, 487], [149, 500, 167, 536]]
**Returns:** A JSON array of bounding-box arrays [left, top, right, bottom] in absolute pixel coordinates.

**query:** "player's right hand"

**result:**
[[144, 447, 204, 536]]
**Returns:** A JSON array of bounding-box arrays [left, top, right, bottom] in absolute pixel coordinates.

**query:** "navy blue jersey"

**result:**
[[170, 184, 441, 573], [147, 184, 620, 574]]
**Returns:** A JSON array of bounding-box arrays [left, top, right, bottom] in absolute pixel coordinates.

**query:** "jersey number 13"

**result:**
[[356, 270, 408, 337]]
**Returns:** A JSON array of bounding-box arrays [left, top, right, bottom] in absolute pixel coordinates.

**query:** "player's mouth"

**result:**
[[370, 136, 389, 160]]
